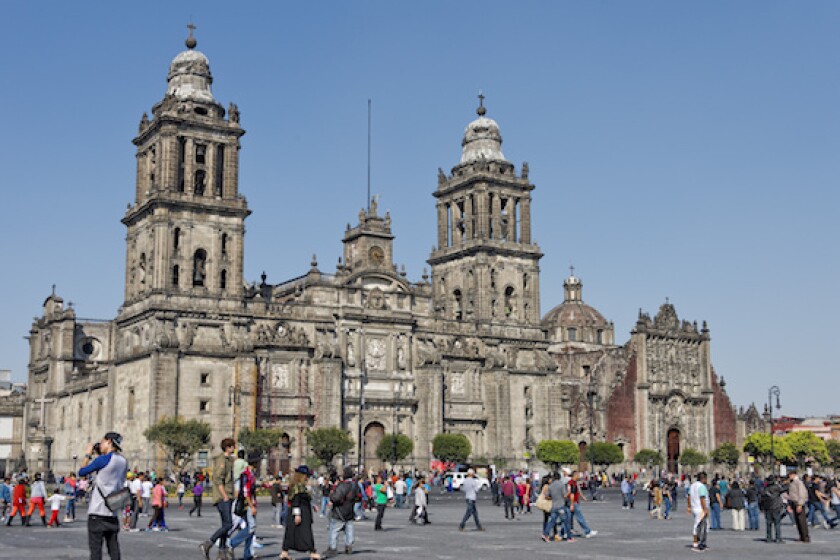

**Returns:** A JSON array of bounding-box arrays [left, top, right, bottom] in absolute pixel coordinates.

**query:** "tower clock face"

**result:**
[[369, 246, 385, 265]]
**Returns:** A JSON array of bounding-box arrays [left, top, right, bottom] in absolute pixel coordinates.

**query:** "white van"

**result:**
[[447, 471, 490, 491]]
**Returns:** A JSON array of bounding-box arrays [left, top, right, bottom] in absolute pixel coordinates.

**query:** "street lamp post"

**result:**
[[586, 370, 599, 471], [766, 386, 781, 473]]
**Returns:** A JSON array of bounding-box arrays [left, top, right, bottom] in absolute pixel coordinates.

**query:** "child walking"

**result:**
[[46, 488, 66, 527]]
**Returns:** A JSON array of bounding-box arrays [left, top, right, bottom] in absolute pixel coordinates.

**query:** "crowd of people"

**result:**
[[4, 433, 840, 559]]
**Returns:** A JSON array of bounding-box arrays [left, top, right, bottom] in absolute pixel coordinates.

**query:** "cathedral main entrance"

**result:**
[[364, 422, 385, 472], [667, 428, 681, 473]]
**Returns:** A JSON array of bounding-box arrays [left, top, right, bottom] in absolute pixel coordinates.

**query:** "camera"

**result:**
[[92, 442, 101, 455]]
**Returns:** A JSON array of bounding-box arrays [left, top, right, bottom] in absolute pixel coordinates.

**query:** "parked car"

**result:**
[[447, 471, 490, 491]]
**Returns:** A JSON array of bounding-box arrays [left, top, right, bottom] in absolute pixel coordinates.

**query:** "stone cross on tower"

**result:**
[[34, 395, 55, 429], [477, 91, 486, 116]]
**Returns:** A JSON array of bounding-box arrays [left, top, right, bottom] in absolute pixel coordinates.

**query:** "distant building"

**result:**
[[0, 370, 26, 476], [22, 32, 743, 475]]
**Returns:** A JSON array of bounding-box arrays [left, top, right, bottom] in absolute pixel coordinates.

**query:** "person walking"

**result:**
[[189, 479, 204, 518], [229, 460, 258, 560], [128, 473, 143, 531], [569, 471, 597, 537], [621, 477, 631, 509], [78, 432, 128, 560], [542, 471, 573, 543], [394, 475, 407, 509], [6, 477, 28, 526], [809, 475, 837, 529], [27, 473, 48, 526], [372, 475, 388, 531], [326, 467, 361, 556], [650, 481, 663, 520], [759, 475, 785, 543], [0, 477, 10, 522], [280, 465, 320, 560], [46, 487, 66, 527], [688, 472, 710, 553], [411, 477, 429, 525], [787, 469, 810, 543], [147, 479, 166, 531], [269, 477, 284, 528], [709, 479, 723, 530], [199, 437, 236, 560], [177, 481, 185, 509], [458, 469, 484, 532], [745, 479, 760, 531], [63, 474, 77, 522], [728, 481, 747, 531]]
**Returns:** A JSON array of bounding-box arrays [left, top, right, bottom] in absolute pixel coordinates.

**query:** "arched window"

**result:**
[[504, 286, 515, 318], [194, 170, 206, 196], [220, 269, 227, 290], [453, 289, 463, 320], [173, 227, 181, 251], [596, 329, 604, 344], [172, 265, 179, 287], [221, 233, 228, 255], [568, 327, 578, 342], [193, 249, 207, 287]]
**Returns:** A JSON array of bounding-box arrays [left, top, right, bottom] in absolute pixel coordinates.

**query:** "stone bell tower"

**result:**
[[121, 27, 249, 309], [428, 96, 542, 324]]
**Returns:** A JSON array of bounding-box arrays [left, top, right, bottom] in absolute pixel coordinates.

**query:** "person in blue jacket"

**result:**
[[79, 432, 127, 560]]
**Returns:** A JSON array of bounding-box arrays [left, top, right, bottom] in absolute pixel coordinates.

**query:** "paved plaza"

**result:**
[[1, 489, 838, 559]]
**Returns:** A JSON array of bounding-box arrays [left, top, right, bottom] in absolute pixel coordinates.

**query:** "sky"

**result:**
[[0, 1, 838, 416]]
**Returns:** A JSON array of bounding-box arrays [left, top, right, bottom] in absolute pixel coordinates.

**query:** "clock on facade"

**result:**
[[369, 245, 385, 265]]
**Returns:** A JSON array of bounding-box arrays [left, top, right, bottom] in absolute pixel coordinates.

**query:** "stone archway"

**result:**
[[364, 422, 386, 472], [667, 428, 681, 474]]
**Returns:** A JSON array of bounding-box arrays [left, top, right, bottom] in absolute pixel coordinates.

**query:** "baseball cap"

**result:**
[[103, 432, 123, 450]]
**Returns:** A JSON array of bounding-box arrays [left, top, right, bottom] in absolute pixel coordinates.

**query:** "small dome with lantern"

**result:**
[[542, 268, 615, 351]]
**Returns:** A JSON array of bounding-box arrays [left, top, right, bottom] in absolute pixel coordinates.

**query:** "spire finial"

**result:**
[[569, 265, 575, 278], [51, 284, 56, 296], [477, 90, 486, 116], [665, 296, 670, 304], [185, 22, 197, 49]]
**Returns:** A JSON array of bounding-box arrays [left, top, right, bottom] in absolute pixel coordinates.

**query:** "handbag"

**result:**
[[97, 484, 131, 514], [535, 491, 552, 513]]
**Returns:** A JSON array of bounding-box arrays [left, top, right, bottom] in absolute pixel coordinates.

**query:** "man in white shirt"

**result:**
[[141, 476, 153, 515], [688, 472, 710, 552], [129, 473, 144, 530], [394, 477, 407, 509]]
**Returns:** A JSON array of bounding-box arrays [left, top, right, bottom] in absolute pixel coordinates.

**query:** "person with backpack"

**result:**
[[326, 467, 361, 556], [78, 432, 128, 560]]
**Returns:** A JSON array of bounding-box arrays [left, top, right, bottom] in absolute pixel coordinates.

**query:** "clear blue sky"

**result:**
[[1, 1, 838, 416]]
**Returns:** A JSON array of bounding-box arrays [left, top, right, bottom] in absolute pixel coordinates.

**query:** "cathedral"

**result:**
[[22, 34, 740, 476]]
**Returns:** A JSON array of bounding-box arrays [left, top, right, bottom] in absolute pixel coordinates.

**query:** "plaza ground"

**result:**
[[0, 488, 837, 559]]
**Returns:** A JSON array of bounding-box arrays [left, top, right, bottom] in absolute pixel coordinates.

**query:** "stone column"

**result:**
[[476, 190, 489, 239], [451, 201, 462, 245], [437, 203, 447, 249], [205, 142, 216, 197], [464, 195, 473, 239], [184, 139, 195, 195], [491, 194, 502, 240], [507, 198, 518, 242], [520, 197, 532, 244]]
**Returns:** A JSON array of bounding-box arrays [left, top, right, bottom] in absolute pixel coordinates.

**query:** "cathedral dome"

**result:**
[[542, 270, 614, 348], [459, 96, 507, 164], [166, 38, 216, 104], [541, 300, 609, 329]]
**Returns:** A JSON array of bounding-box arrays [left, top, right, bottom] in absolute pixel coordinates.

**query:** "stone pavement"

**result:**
[[0, 489, 838, 559]]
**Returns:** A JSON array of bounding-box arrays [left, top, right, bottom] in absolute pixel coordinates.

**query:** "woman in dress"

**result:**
[[280, 466, 320, 560]]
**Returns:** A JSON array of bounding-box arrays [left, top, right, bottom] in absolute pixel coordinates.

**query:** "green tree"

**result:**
[[826, 439, 840, 469], [376, 434, 414, 464], [633, 448, 664, 469], [710, 442, 740, 469], [535, 440, 579, 469], [742, 432, 792, 465], [144, 416, 212, 471], [588, 442, 625, 467], [239, 428, 284, 459], [431, 433, 472, 464], [306, 427, 354, 467], [679, 448, 708, 471], [785, 431, 829, 467]]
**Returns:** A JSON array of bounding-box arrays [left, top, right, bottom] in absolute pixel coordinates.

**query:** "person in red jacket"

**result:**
[[6, 478, 28, 526]]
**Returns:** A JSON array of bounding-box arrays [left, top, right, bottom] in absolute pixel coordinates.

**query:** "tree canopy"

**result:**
[[588, 442, 625, 466], [826, 439, 840, 469], [376, 434, 414, 464], [535, 440, 579, 468], [431, 433, 472, 464], [785, 431, 829, 467], [742, 432, 792, 464], [306, 427, 354, 467], [239, 428, 284, 458], [679, 448, 708, 469], [710, 442, 740, 469], [144, 416, 212, 471], [633, 448, 664, 468]]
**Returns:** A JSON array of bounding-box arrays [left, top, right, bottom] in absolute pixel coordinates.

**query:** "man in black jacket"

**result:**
[[326, 468, 361, 557], [760, 475, 785, 543]]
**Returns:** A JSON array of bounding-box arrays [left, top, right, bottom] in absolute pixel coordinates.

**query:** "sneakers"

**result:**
[[585, 530, 598, 538], [345, 545, 353, 555], [199, 540, 212, 560]]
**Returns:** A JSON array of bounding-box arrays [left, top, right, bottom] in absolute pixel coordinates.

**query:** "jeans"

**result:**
[[663, 496, 671, 519], [328, 517, 355, 549], [459, 499, 481, 529], [807, 501, 836, 527], [571, 505, 592, 535], [374, 503, 386, 529], [66, 497, 76, 519], [189, 496, 202, 517], [210, 500, 234, 549], [543, 507, 570, 539], [88, 514, 121, 560], [229, 509, 255, 560], [695, 515, 708, 547], [321, 496, 329, 516], [272, 503, 283, 526], [747, 502, 760, 530], [765, 510, 782, 542], [503, 496, 515, 519], [395, 494, 406, 509], [129, 498, 140, 529], [710, 502, 721, 529]]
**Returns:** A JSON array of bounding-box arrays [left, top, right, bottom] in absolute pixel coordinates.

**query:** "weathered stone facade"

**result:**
[[22, 35, 743, 475]]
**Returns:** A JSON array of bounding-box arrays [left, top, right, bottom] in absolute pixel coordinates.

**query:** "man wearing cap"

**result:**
[[458, 469, 484, 532], [326, 467, 362, 556], [78, 432, 128, 560]]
